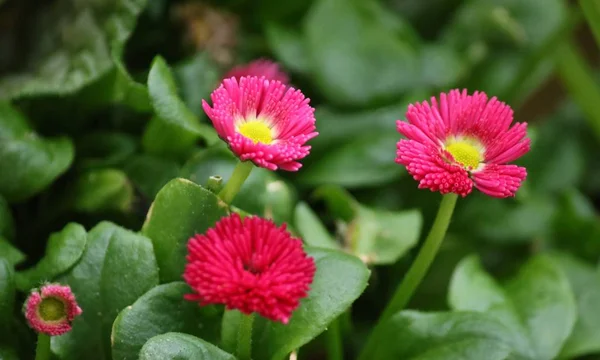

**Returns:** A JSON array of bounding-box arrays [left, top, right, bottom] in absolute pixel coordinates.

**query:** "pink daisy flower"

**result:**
[[202, 76, 317, 171], [183, 213, 316, 324], [223, 59, 289, 84], [24, 284, 82, 336], [396, 89, 530, 198]]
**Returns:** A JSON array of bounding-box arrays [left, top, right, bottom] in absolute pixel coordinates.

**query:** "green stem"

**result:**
[[358, 193, 458, 360], [326, 317, 343, 360], [219, 161, 254, 204], [236, 313, 254, 360], [35, 334, 51, 360]]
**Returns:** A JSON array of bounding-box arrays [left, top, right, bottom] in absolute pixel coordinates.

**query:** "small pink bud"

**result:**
[[24, 284, 82, 336]]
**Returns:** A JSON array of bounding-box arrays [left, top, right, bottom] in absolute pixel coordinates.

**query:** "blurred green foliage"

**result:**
[[0, 0, 600, 358]]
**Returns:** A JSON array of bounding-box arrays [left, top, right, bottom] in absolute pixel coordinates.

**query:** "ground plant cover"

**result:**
[[1, 0, 600, 359]]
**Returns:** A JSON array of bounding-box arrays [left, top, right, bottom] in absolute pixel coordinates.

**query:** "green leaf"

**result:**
[[0, 238, 25, 267], [139, 333, 235, 360], [112, 282, 222, 360], [52, 222, 159, 359], [304, 0, 419, 106], [72, 169, 134, 213], [351, 206, 421, 265], [551, 190, 600, 261], [265, 23, 310, 74], [294, 202, 340, 250], [371, 311, 514, 360], [124, 155, 181, 200], [142, 116, 198, 159], [0, 102, 74, 202], [0, 0, 147, 99], [147, 56, 218, 145], [0, 259, 15, 336], [314, 185, 421, 265], [300, 132, 403, 188], [448, 255, 576, 359], [76, 44, 151, 112], [581, 0, 600, 46], [142, 178, 228, 283], [173, 53, 220, 118], [253, 247, 370, 360], [550, 253, 600, 358], [76, 132, 137, 171], [309, 103, 409, 156], [0, 196, 14, 241], [15, 223, 86, 291]]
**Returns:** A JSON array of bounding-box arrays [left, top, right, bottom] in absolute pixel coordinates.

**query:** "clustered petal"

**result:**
[[224, 59, 289, 84], [24, 284, 82, 336], [183, 213, 316, 324], [396, 89, 530, 198], [202, 76, 318, 171]]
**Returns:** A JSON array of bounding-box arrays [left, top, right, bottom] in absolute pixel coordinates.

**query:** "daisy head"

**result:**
[[24, 284, 82, 336], [202, 76, 317, 171], [183, 213, 316, 324], [396, 89, 530, 198]]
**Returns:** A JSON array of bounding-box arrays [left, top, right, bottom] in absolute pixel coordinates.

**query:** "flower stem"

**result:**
[[236, 313, 254, 360], [219, 161, 254, 204], [326, 317, 343, 360], [35, 334, 51, 360], [358, 193, 458, 360]]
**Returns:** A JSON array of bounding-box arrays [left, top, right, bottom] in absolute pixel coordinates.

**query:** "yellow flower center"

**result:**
[[39, 297, 66, 321], [238, 121, 273, 144], [445, 141, 481, 169]]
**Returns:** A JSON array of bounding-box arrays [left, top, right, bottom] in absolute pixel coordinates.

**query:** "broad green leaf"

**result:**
[[314, 185, 422, 264], [142, 116, 198, 159], [52, 222, 159, 359], [371, 311, 514, 360], [76, 132, 136, 171], [551, 190, 600, 262], [550, 253, 600, 358], [180, 147, 296, 224], [522, 109, 586, 195], [300, 132, 403, 188], [294, 202, 340, 250], [309, 102, 409, 156], [147, 56, 218, 145], [16, 223, 86, 291], [0, 259, 15, 335], [124, 155, 181, 200], [0, 196, 14, 241], [77, 44, 151, 112], [352, 207, 421, 265], [139, 333, 235, 360], [304, 0, 419, 106], [265, 23, 310, 74], [0, 103, 74, 202], [173, 53, 220, 118], [142, 178, 228, 283], [112, 282, 222, 360], [449, 255, 576, 359], [253, 247, 369, 360], [0, 238, 24, 267], [0, 0, 147, 98], [72, 169, 134, 213], [419, 44, 467, 88]]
